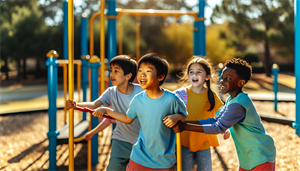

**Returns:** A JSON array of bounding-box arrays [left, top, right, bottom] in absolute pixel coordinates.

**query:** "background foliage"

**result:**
[[0, 0, 295, 82]]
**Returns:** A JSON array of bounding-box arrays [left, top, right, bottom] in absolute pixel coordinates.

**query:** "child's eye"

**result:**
[[189, 71, 194, 74], [197, 71, 201, 74]]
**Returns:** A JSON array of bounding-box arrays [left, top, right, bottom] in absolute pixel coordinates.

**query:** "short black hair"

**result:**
[[224, 58, 252, 83], [138, 53, 169, 86], [110, 55, 137, 83]]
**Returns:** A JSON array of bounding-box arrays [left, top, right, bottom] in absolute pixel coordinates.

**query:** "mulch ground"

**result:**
[[0, 101, 299, 171]]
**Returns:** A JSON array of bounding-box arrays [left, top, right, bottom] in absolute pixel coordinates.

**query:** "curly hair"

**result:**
[[224, 58, 252, 83]]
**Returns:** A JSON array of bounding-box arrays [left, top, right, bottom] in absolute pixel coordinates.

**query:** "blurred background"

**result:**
[[0, 0, 294, 84]]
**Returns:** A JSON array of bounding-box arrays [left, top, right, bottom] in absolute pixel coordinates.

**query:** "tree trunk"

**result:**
[[35, 59, 41, 78], [22, 57, 27, 80], [17, 59, 21, 82], [4, 57, 9, 80]]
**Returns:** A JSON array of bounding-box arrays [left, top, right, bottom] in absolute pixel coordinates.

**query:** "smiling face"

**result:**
[[188, 63, 210, 88], [137, 62, 164, 90], [110, 64, 130, 86], [220, 67, 245, 98]]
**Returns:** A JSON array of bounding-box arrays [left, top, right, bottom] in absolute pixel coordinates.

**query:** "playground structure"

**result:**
[[45, 0, 300, 171]]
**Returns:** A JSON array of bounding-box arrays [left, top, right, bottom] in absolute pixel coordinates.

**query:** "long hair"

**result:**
[[178, 56, 216, 111]]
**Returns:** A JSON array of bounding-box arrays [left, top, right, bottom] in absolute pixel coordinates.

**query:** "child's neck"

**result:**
[[117, 83, 134, 94], [190, 85, 206, 94], [145, 87, 164, 99], [229, 88, 243, 99]]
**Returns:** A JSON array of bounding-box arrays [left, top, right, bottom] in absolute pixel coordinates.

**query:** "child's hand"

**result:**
[[92, 107, 106, 118], [84, 132, 93, 141], [173, 121, 186, 133], [163, 115, 180, 128], [222, 129, 231, 140], [66, 100, 76, 109]]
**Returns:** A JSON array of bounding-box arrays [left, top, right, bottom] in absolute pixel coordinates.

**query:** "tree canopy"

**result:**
[[211, 0, 294, 76]]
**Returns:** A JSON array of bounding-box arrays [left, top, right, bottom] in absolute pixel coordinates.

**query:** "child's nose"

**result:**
[[140, 72, 146, 77]]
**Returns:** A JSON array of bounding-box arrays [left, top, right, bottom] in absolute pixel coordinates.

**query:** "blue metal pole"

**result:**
[[193, 20, 200, 56], [107, 0, 117, 65], [80, 13, 88, 120], [63, 0, 68, 60], [198, 0, 206, 57], [107, 0, 117, 131], [271, 65, 279, 112], [81, 56, 89, 120], [88, 60, 101, 165], [293, 0, 300, 135], [81, 13, 88, 57], [46, 55, 60, 170]]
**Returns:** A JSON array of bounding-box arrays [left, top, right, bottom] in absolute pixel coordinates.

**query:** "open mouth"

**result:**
[[111, 78, 116, 82], [192, 78, 198, 83], [139, 79, 147, 85]]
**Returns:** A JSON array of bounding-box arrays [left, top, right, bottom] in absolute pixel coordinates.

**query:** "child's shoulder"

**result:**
[[228, 92, 252, 105]]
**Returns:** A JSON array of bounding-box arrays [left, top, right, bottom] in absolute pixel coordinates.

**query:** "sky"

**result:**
[[186, 0, 223, 25]]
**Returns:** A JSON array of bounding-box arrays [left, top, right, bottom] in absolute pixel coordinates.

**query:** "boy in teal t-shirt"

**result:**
[[94, 53, 188, 170], [173, 58, 276, 170]]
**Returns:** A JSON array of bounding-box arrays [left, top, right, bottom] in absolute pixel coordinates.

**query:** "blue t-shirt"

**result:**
[[127, 89, 188, 169]]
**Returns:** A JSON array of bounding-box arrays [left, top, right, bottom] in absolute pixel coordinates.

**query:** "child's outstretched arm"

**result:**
[[92, 107, 134, 124], [84, 119, 111, 141], [163, 114, 187, 128], [173, 121, 205, 133], [66, 99, 103, 110]]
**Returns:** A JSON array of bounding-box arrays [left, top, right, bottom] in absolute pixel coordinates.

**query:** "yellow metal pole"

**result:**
[[176, 133, 182, 171], [136, 18, 140, 61], [68, 0, 74, 170], [100, 0, 105, 94], [118, 21, 123, 55]]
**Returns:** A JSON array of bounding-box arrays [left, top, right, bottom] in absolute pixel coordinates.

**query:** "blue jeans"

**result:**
[[181, 145, 212, 171]]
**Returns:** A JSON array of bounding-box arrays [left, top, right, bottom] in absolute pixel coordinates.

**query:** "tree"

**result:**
[[211, 0, 294, 76], [0, 0, 33, 80]]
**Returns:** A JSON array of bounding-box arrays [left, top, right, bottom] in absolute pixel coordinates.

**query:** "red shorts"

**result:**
[[126, 159, 174, 171], [239, 162, 275, 171]]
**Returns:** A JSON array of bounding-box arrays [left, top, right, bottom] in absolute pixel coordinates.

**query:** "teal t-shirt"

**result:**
[[226, 92, 276, 170], [127, 89, 188, 169]]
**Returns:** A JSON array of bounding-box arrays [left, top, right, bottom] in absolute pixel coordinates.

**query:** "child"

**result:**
[[93, 53, 188, 170], [173, 58, 276, 171], [167, 56, 230, 171], [66, 55, 144, 171]]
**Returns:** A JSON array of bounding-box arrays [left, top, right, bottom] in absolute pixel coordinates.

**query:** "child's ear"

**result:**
[[238, 80, 246, 87], [158, 74, 165, 82], [205, 74, 211, 81], [125, 73, 132, 81]]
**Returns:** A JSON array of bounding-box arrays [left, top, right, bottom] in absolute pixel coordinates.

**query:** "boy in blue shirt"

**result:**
[[94, 53, 188, 170], [173, 58, 276, 171], [66, 55, 144, 170]]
